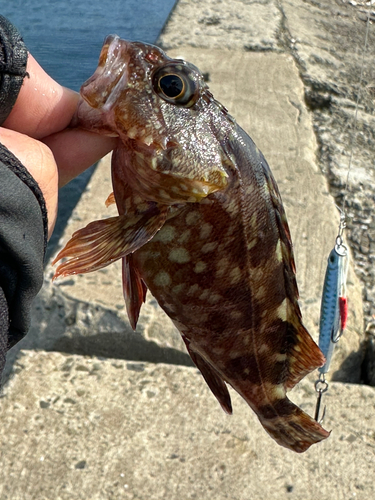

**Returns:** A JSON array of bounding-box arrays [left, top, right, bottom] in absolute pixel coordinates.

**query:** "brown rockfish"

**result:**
[[53, 35, 329, 452]]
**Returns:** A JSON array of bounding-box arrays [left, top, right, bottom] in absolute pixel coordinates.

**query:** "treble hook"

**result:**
[[314, 374, 329, 424]]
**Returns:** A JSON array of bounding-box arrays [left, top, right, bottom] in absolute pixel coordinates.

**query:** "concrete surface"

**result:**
[[1, 351, 375, 500], [1, 0, 375, 499]]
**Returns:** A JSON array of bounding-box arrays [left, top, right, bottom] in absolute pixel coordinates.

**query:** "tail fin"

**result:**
[[258, 397, 330, 453]]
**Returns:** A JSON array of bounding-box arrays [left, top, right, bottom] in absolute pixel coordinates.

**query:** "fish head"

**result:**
[[73, 35, 231, 204], [74, 35, 205, 145]]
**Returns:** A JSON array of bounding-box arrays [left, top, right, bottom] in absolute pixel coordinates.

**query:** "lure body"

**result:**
[[318, 242, 349, 374]]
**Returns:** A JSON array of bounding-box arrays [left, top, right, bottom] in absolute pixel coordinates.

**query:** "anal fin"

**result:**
[[183, 337, 232, 415], [122, 254, 147, 330]]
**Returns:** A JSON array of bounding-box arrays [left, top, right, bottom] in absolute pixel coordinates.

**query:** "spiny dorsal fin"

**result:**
[[285, 319, 325, 390]]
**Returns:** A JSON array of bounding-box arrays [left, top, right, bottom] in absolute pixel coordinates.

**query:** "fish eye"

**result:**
[[159, 74, 184, 99], [152, 63, 200, 107]]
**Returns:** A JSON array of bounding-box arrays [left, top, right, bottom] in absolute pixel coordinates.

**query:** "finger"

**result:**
[[2, 54, 79, 139], [43, 129, 118, 187], [0, 127, 58, 239]]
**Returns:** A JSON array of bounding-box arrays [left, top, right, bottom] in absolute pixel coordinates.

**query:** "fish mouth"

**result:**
[[80, 34, 131, 111], [70, 35, 130, 134]]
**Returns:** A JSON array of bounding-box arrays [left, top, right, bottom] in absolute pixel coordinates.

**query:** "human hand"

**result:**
[[0, 54, 118, 238]]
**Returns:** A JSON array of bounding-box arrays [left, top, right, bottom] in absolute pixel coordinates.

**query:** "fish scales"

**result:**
[[53, 35, 329, 452]]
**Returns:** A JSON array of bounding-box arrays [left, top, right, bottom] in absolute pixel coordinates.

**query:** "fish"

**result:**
[[318, 240, 349, 374], [53, 35, 330, 452]]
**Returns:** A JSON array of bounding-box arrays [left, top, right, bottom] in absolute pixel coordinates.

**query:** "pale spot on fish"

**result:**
[[151, 157, 158, 170], [264, 383, 285, 400], [216, 257, 230, 277], [275, 239, 283, 262], [247, 238, 257, 251], [230, 310, 243, 320], [242, 335, 250, 346], [226, 199, 239, 217], [159, 189, 170, 199], [250, 213, 257, 229], [185, 212, 200, 226], [258, 343, 269, 354], [153, 271, 171, 287], [274, 352, 288, 362], [246, 184, 255, 195], [168, 248, 191, 264], [213, 346, 226, 355], [229, 266, 242, 284], [178, 229, 191, 244], [199, 289, 210, 301], [255, 285, 266, 299], [152, 225, 176, 243], [250, 265, 267, 283], [172, 283, 185, 295], [187, 283, 200, 296], [194, 261, 207, 273], [201, 241, 218, 253], [277, 299, 288, 322], [207, 293, 221, 304], [127, 126, 138, 138], [199, 223, 213, 240]]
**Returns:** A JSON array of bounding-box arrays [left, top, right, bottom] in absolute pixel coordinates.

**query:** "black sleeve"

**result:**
[[0, 15, 28, 125], [0, 16, 48, 381]]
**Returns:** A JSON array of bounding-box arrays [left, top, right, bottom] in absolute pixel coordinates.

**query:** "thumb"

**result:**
[[0, 127, 58, 239]]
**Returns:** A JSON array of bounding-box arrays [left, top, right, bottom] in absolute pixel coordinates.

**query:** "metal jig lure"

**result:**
[[314, 215, 349, 424]]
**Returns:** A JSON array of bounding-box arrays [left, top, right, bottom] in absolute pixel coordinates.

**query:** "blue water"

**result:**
[[2, 0, 176, 90], [1, 0, 176, 259]]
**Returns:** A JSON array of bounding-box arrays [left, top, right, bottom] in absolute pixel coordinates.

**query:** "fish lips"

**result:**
[[70, 35, 130, 134], [80, 34, 130, 111]]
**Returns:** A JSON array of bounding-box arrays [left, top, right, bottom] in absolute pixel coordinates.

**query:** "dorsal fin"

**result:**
[[260, 154, 325, 388], [285, 319, 325, 390]]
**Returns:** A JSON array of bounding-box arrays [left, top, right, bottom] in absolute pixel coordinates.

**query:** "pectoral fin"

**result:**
[[53, 204, 167, 279]]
